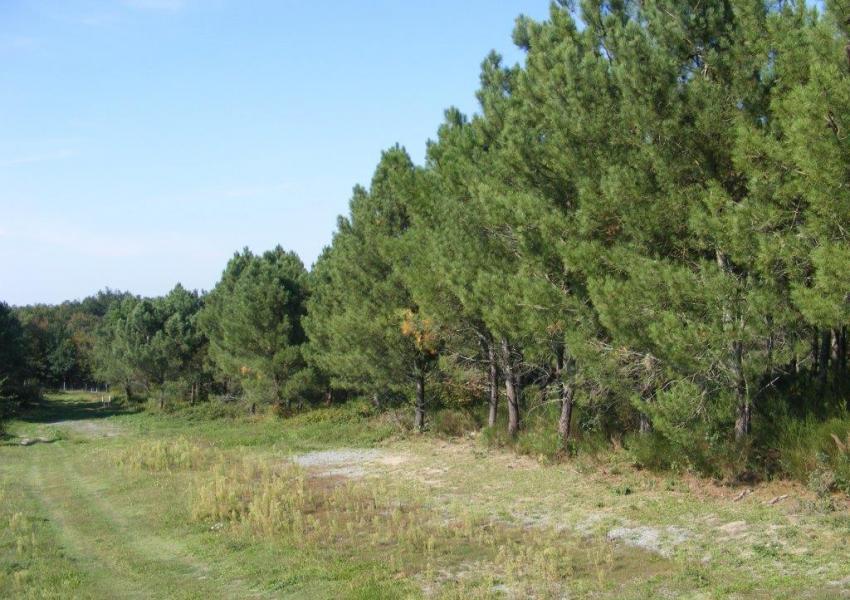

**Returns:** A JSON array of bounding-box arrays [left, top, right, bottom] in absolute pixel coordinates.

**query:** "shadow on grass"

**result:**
[[17, 392, 140, 425]]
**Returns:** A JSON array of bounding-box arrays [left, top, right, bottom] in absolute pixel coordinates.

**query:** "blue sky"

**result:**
[[0, 0, 550, 306]]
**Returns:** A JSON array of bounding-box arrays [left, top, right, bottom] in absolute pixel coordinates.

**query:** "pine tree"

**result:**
[[305, 147, 437, 430], [201, 247, 311, 409]]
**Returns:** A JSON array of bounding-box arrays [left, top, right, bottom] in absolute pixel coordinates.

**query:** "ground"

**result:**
[[1, 392, 849, 599]]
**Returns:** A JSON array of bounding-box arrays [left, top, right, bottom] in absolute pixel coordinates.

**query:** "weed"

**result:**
[[752, 543, 782, 560], [612, 484, 633, 496], [116, 437, 216, 472]]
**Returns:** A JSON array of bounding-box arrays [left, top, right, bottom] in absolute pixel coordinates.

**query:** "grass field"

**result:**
[[1, 392, 849, 599]]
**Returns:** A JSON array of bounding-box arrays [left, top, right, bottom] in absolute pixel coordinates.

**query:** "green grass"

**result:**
[[1, 392, 849, 598]]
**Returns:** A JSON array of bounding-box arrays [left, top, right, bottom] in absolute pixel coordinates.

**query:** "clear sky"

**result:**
[[0, 0, 550, 306]]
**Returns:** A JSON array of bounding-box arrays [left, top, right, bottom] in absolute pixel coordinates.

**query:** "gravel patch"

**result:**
[[291, 448, 385, 467], [50, 420, 123, 438], [717, 520, 749, 538], [607, 525, 690, 557], [289, 448, 407, 478]]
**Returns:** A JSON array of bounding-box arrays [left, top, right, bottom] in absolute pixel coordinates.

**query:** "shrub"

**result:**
[[168, 398, 253, 420], [624, 425, 753, 481], [515, 427, 561, 460], [774, 416, 850, 494], [479, 422, 508, 448], [431, 409, 479, 438]]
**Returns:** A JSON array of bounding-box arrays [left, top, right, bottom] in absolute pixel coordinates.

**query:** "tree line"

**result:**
[[1, 291, 132, 414], [3, 1, 849, 474]]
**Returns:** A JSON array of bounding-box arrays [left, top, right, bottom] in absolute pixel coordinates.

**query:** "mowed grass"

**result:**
[[1, 393, 849, 598]]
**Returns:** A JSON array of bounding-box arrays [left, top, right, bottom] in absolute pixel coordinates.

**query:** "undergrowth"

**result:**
[[773, 416, 850, 495], [138, 393, 850, 496]]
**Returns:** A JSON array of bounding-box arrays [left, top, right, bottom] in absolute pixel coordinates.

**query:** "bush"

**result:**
[[773, 416, 850, 494], [625, 431, 680, 472], [371, 406, 414, 435], [477, 402, 609, 461], [624, 403, 850, 490], [515, 427, 561, 460], [478, 422, 508, 448], [624, 425, 754, 481], [431, 409, 480, 438], [178, 398, 255, 420]]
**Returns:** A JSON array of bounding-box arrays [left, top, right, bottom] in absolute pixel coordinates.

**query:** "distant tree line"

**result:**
[[2, 1, 849, 474], [0, 291, 132, 422]]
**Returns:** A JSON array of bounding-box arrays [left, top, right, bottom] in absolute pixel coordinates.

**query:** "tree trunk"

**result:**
[[505, 372, 520, 438], [818, 329, 831, 392], [717, 250, 749, 442], [732, 339, 749, 442], [501, 339, 520, 438], [124, 383, 133, 402], [812, 330, 820, 383], [158, 389, 165, 410], [414, 370, 426, 432], [557, 381, 574, 448], [734, 392, 750, 441], [488, 342, 499, 428], [835, 327, 847, 392], [372, 392, 382, 410], [832, 328, 845, 389], [555, 347, 575, 448]]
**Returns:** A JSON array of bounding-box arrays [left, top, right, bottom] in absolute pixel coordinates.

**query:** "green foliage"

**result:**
[[201, 247, 312, 407], [774, 416, 850, 495], [0, 303, 31, 422], [431, 409, 480, 438], [304, 147, 435, 421], [92, 285, 208, 404], [15, 289, 130, 390]]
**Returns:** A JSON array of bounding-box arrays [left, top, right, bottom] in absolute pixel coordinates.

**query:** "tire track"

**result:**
[[27, 442, 264, 599]]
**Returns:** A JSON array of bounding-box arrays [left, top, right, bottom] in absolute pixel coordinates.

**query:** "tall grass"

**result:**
[[188, 453, 434, 551], [116, 437, 217, 472], [191, 458, 310, 536], [774, 416, 850, 494], [157, 438, 664, 596]]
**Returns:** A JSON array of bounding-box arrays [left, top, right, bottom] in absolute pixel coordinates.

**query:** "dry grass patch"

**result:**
[[181, 445, 672, 597], [115, 436, 218, 472]]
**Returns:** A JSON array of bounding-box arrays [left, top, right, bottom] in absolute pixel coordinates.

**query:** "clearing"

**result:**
[[1, 392, 849, 598]]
